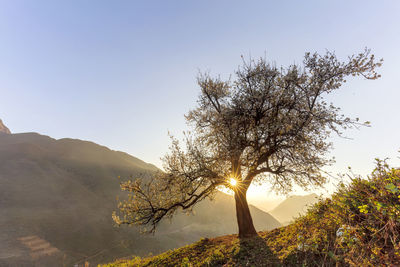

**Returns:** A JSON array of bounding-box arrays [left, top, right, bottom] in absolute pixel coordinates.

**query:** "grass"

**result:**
[[100, 234, 280, 267]]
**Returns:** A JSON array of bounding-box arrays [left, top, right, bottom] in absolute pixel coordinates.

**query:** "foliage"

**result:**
[[265, 158, 400, 266], [113, 49, 382, 236], [104, 159, 400, 266]]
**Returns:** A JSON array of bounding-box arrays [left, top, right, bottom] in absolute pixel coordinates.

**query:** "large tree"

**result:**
[[113, 49, 382, 238]]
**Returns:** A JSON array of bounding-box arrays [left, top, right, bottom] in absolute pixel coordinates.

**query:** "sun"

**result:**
[[229, 178, 237, 187]]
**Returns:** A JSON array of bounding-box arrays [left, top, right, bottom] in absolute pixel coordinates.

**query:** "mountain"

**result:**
[[269, 194, 319, 225], [0, 119, 11, 134], [0, 132, 280, 266]]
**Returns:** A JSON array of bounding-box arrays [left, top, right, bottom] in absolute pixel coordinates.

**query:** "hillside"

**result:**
[[269, 194, 319, 225], [0, 131, 280, 266], [103, 160, 400, 266]]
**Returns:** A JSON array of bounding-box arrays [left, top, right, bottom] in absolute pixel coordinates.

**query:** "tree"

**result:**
[[113, 49, 382, 238]]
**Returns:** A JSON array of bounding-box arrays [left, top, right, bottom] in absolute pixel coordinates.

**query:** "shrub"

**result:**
[[267, 159, 400, 266]]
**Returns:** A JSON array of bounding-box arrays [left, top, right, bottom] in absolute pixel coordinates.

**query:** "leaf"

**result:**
[[328, 251, 336, 260], [385, 183, 399, 194], [358, 204, 368, 214]]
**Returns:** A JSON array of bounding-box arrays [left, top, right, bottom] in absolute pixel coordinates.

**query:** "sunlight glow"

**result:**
[[229, 178, 237, 187]]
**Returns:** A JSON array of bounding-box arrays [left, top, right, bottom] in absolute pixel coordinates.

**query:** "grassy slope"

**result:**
[[101, 228, 330, 267], [103, 162, 400, 267]]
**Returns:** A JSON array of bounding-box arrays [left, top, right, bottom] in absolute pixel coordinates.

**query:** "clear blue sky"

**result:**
[[1, 1, 400, 200]]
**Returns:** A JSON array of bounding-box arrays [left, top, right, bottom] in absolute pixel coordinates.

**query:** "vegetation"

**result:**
[[104, 159, 400, 266], [113, 49, 382, 238]]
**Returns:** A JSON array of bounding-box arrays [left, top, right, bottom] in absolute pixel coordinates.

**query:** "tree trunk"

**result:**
[[234, 188, 258, 238]]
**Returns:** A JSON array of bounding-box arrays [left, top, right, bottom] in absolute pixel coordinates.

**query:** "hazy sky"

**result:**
[[1, 1, 400, 203]]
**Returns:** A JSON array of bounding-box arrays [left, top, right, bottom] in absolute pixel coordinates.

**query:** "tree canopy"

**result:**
[[113, 49, 382, 238]]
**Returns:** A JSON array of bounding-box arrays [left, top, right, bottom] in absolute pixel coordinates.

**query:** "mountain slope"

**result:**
[[269, 194, 319, 225], [0, 132, 280, 266]]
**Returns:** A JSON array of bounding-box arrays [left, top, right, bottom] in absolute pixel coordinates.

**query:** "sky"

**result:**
[[1, 1, 400, 209]]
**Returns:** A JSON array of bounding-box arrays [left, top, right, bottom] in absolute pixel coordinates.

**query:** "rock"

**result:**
[[0, 119, 11, 134]]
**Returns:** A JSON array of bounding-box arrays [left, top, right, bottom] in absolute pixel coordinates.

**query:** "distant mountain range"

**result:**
[[269, 194, 319, 225], [0, 128, 280, 266]]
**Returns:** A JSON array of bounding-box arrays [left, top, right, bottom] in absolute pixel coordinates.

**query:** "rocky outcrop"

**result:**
[[0, 119, 11, 134]]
